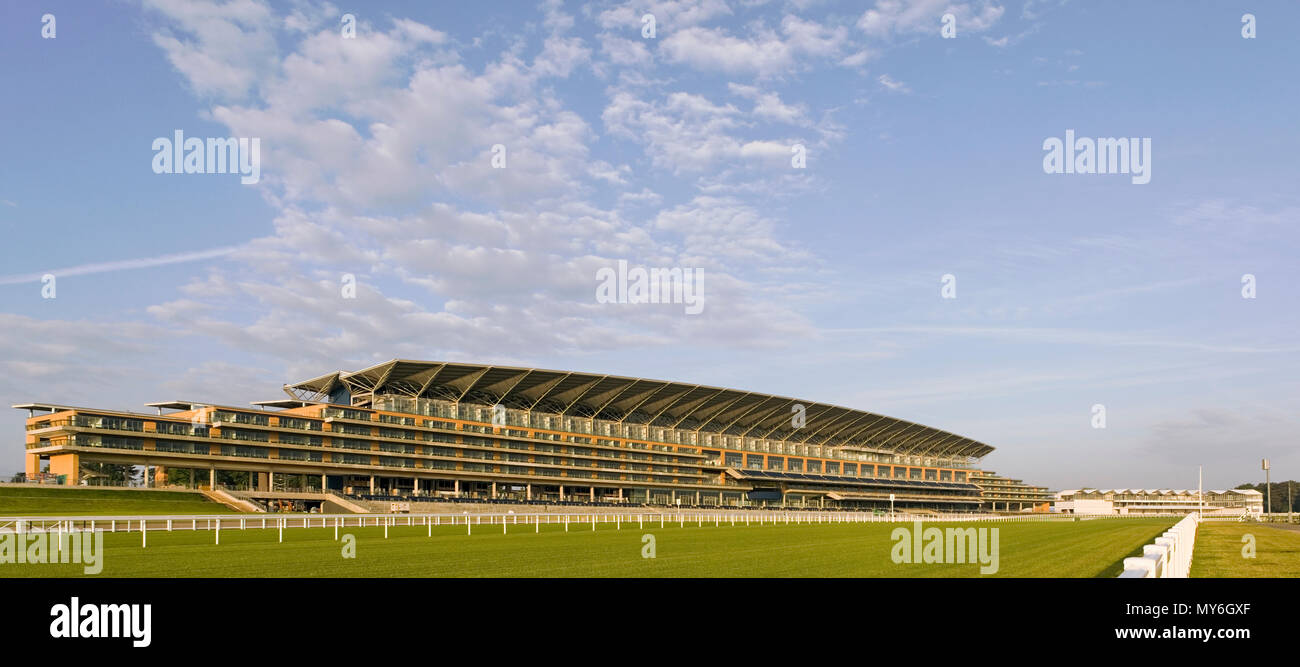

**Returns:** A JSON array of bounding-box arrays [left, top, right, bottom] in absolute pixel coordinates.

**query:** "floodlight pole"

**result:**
[[1198, 466, 1203, 520], [1263, 459, 1271, 522]]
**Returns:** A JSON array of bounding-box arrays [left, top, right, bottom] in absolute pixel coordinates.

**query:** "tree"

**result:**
[[1235, 481, 1299, 513], [79, 462, 139, 487]]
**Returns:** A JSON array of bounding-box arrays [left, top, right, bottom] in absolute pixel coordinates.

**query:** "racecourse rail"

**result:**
[[1, 510, 1192, 545], [1115, 513, 1199, 578]]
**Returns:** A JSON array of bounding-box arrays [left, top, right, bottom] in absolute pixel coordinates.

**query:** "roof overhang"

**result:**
[[250, 399, 319, 409], [11, 403, 75, 413], [143, 401, 209, 412], [285, 359, 996, 460]]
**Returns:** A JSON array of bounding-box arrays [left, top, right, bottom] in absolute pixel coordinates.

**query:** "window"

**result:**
[[329, 408, 372, 421], [221, 428, 269, 442], [379, 456, 414, 469], [766, 456, 784, 471], [221, 445, 269, 459], [278, 417, 322, 431], [155, 441, 206, 455], [78, 416, 145, 431], [278, 433, 322, 446], [331, 437, 370, 451], [82, 436, 144, 450], [213, 411, 269, 426], [153, 422, 193, 435], [334, 423, 373, 436]]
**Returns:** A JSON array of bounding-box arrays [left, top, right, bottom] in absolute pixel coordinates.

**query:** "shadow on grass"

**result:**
[[1094, 521, 1176, 578]]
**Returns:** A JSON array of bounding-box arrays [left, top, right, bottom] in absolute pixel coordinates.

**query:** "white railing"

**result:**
[[0, 509, 1136, 539], [1117, 513, 1199, 578]]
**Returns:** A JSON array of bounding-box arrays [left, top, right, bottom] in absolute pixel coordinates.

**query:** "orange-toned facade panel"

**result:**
[[48, 452, 80, 485]]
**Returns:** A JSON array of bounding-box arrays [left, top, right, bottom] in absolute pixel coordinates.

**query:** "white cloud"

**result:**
[[857, 0, 1004, 38], [596, 0, 734, 32], [144, 0, 280, 99], [877, 73, 910, 93], [658, 14, 852, 77], [599, 34, 653, 66]]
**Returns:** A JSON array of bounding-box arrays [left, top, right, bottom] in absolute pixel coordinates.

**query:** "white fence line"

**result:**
[[1117, 513, 1199, 578], [0, 510, 1180, 540]]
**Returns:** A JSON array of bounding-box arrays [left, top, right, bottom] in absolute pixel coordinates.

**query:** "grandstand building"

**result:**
[[16, 360, 1048, 512], [1055, 488, 1263, 516], [970, 470, 1053, 512]]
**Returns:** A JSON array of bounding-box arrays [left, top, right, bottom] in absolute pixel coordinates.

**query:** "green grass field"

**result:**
[[0, 486, 236, 516], [1191, 521, 1300, 577], [0, 516, 1173, 578]]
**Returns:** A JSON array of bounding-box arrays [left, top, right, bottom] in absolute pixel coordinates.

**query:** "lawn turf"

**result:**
[[0, 486, 237, 516], [0, 516, 1174, 578], [1191, 521, 1300, 577]]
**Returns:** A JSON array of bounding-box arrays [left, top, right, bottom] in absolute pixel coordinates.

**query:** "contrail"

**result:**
[[0, 246, 239, 285]]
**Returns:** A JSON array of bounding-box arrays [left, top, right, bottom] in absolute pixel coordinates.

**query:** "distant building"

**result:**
[[1055, 488, 1263, 516], [969, 470, 1053, 512]]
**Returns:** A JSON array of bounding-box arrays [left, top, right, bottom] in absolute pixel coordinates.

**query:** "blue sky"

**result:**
[[1, 0, 1296, 490]]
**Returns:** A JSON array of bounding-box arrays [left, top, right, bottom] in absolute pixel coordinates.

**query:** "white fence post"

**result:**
[[1118, 514, 1198, 578]]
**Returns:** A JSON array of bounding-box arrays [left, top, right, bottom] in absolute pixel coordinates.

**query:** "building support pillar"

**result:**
[[369, 475, 375, 494], [526, 483, 532, 500], [209, 467, 215, 489]]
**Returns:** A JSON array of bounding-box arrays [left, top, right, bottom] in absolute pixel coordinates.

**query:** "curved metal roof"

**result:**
[[285, 359, 994, 460]]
